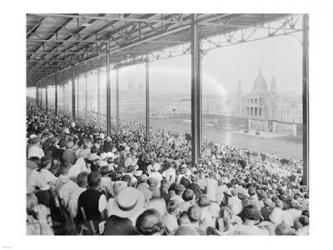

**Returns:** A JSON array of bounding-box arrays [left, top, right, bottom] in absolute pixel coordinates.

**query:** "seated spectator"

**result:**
[[63, 141, 76, 165], [275, 223, 295, 235], [68, 172, 89, 218], [181, 189, 195, 212], [294, 215, 309, 235], [56, 164, 79, 208], [169, 183, 185, 204], [206, 171, 218, 202], [146, 197, 167, 217], [26, 193, 53, 235], [67, 151, 90, 179], [175, 205, 205, 235], [228, 189, 243, 216], [136, 209, 165, 235], [198, 195, 215, 230], [100, 166, 113, 197], [261, 198, 274, 221], [162, 199, 181, 235], [28, 136, 45, 159], [76, 171, 107, 233], [107, 187, 144, 224], [104, 187, 144, 234], [233, 205, 268, 235]]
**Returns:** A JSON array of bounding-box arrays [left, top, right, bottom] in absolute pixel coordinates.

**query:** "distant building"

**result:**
[[235, 69, 302, 124]]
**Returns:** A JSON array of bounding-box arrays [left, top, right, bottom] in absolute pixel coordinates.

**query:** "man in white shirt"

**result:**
[[28, 137, 45, 159], [149, 163, 163, 187], [68, 172, 89, 218], [162, 163, 176, 184], [67, 157, 89, 179], [228, 189, 243, 216], [206, 172, 218, 202]]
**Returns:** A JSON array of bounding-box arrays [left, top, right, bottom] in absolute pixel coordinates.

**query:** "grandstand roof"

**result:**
[[27, 13, 291, 87]]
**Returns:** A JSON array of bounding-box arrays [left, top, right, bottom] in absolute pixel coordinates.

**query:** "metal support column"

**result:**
[[39, 84, 43, 109], [55, 71, 58, 116], [45, 85, 48, 112], [106, 40, 111, 136], [72, 64, 76, 121], [76, 78, 79, 113], [190, 14, 202, 166], [97, 69, 101, 121], [85, 74, 88, 115], [116, 68, 120, 136], [302, 14, 309, 187], [63, 84, 66, 110], [145, 58, 150, 142], [36, 83, 39, 107]]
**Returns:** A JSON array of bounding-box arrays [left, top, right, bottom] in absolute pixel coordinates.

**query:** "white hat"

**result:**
[[99, 160, 108, 168], [100, 152, 108, 161], [153, 163, 160, 172], [75, 149, 85, 158], [106, 152, 115, 159], [134, 170, 143, 177], [185, 169, 191, 176], [88, 153, 99, 162], [99, 133, 105, 139], [29, 134, 37, 139], [109, 187, 144, 219]]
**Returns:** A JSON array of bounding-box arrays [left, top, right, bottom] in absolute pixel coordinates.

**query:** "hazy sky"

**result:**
[[115, 30, 303, 96]]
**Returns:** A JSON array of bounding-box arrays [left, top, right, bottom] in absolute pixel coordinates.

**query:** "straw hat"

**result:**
[[109, 187, 145, 219]]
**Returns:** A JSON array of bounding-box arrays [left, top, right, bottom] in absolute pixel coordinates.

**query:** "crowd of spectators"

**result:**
[[26, 99, 309, 235]]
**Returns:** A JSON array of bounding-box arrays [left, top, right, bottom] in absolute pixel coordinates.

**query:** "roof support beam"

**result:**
[[34, 13, 180, 24], [85, 73, 88, 115], [27, 17, 44, 38], [55, 71, 58, 116], [71, 63, 76, 121], [145, 58, 150, 143], [27, 39, 96, 43], [106, 41, 111, 136], [97, 69, 101, 122], [191, 14, 202, 166], [115, 68, 120, 137], [302, 14, 309, 187], [45, 85, 48, 112]]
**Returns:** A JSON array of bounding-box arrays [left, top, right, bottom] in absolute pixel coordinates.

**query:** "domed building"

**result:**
[[238, 68, 278, 120], [235, 68, 302, 124]]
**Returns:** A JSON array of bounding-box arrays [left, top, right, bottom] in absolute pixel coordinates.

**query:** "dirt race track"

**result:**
[[118, 112, 303, 160]]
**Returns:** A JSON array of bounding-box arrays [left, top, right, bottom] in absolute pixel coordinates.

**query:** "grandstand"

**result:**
[[26, 13, 309, 235]]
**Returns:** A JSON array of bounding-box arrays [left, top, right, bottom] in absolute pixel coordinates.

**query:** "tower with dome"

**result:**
[[234, 67, 302, 135], [237, 68, 279, 120]]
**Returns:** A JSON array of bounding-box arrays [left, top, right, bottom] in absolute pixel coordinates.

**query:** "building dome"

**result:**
[[252, 68, 268, 93]]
